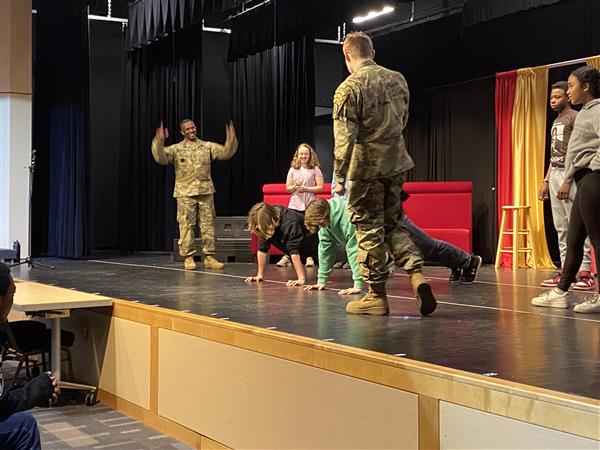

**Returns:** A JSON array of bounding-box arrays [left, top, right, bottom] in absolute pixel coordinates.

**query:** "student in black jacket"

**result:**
[[245, 202, 318, 287], [0, 262, 60, 450]]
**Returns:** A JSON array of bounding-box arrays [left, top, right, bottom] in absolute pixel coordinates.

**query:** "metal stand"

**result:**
[[44, 311, 98, 405], [10, 256, 55, 270], [9, 149, 55, 270]]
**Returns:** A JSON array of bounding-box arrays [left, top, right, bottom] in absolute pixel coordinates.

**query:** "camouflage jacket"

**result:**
[[151, 137, 237, 197], [333, 60, 415, 184]]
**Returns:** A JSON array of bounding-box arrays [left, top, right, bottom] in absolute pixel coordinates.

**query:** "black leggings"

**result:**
[[558, 170, 600, 293]]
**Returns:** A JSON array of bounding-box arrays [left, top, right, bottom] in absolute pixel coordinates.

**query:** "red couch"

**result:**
[[250, 181, 473, 254], [403, 181, 472, 253]]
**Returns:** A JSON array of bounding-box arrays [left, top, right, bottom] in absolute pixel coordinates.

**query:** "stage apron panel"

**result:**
[[158, 328, 419, 449], [439, 401, 599, 449], [99, 316, 151, 410]]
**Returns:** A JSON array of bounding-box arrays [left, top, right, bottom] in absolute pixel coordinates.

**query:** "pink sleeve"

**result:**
[[286, 167, 294, 182], [315, 166, 323, 178]]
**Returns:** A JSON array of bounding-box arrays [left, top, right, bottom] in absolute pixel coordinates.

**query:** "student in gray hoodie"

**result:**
[[532, 65, 600, 314]]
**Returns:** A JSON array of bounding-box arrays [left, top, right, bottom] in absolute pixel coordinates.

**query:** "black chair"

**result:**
[[0, 320, 75, 390]]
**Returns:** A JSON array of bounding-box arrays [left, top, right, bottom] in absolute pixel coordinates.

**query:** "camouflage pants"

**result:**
[[347, 175, 423, 284], [176, 195, 216, 257]]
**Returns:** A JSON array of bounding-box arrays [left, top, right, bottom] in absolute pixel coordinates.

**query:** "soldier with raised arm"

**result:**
[[152, 119, 238, 270]]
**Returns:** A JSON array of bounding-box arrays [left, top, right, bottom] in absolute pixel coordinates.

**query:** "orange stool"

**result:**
[[495, 205, 537, 269]]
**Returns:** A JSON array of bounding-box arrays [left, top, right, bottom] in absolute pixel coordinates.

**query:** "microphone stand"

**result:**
[[9, 149, 55, 270]]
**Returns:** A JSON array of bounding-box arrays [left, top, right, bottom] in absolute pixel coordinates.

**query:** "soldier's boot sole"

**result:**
[[415, 283, 437, 316]]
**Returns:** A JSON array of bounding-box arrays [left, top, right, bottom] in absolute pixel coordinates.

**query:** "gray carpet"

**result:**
[[2, 361, 193, 449], [31, 403, 193, 449]]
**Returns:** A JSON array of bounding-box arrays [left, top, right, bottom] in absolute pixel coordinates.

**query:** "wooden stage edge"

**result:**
[[13, 280, 598, 449], [96, 299, 599, 446]]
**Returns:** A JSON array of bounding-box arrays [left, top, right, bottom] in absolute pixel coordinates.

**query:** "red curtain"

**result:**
[[495, 71, 517, 266]]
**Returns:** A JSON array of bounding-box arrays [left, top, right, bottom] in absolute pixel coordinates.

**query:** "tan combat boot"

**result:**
[[184, 256, 197, 270], [411, 271, 437, 316], [346, 283, 389, 315], [204, 255, 224, 270]]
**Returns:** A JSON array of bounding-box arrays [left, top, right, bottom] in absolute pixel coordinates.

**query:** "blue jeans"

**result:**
[[0, 412, 41, 450], [401, 215, 471, 270]]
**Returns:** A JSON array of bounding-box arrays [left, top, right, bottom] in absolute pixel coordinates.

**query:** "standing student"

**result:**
[[332, 31, 437, 316], [537, 81, 594, 290], [276, 143, 324, 268], [532, 66, 600, 313]]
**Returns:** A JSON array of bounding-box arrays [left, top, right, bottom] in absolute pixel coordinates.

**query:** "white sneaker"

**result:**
[[276, 255, 290, 267], [531, 289, 569, 309], [573, 293, 600, 314]]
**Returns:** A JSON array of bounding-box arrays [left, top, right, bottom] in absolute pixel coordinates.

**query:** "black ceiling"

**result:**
[[32, 0, 130, 18], [38, 0, 567, 50], [204, 0, 411, 30]]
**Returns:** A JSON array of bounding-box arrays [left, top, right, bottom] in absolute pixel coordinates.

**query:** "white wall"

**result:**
[[0, 94, 31, 257]]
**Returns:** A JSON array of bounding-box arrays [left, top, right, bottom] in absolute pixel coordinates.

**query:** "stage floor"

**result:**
[[10, 255, 600, 401]]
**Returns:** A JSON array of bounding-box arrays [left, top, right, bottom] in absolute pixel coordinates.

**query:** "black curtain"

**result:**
[[227, 1, 275, 61], [33, 0, 90, 258], [227, 37, 315, 215], [119, 25, 203, 252], [274, 0, 365, 45], [200, 32, 234, 217], [228, 0, 364, 61], [274, 39, 316, 171], [126, 0, 203, 49], [461, 0, 562, 26], [404, 78, 497, 262], [375, 0, 600, 92], [88, 21, 126, 252]]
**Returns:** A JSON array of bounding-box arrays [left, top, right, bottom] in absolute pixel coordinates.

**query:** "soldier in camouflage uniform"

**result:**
[[332, 31, 437, 316], [152, 119, 238, 270]]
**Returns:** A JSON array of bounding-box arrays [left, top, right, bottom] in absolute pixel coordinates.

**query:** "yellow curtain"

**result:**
[[511, 67, 555, 269], [586, 55, 600, 70]]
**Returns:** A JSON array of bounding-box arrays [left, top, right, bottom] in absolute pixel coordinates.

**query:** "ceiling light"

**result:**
[[352, 6, 395, 24]]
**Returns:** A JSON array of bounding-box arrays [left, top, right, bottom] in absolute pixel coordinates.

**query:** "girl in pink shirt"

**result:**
[[277, 143, 324, 267]]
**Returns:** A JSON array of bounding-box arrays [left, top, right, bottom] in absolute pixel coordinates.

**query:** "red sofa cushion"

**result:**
[[262, 183, 333, 204], [251, 181, 473, 255]]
